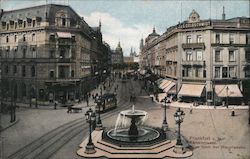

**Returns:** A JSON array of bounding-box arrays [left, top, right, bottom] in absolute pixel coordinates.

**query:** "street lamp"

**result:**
[[173, 107, 185, 154], [162, 96, 170, 131], [95, 96, 103, 130], [84, 108, 96, 154]]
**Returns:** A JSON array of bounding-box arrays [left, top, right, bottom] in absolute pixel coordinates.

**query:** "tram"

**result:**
[[95, 93, 117, 113]]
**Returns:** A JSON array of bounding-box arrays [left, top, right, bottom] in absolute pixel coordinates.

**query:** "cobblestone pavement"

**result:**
[[1, 78, 250, 159]]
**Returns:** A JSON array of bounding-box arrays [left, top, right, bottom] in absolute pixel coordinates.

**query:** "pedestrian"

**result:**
[[54, 102, 57, 110], [231, 107, 235, 116], [190, 104, 193, 114], [86, 98, 89, 107]]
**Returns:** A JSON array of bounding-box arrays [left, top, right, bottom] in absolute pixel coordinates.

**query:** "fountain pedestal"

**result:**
[[128, 117, 139, 136]]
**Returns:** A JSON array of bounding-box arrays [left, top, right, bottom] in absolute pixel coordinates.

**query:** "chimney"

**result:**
[[222, 6, 226, 20]]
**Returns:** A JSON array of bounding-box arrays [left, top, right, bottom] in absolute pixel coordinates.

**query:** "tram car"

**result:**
[[95, 93, 117, 113]]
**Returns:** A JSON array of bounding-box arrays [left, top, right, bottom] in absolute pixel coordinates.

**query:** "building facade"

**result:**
[[0, 4, 111, 105], [111, 41, 124, 64], [139, 9, 250, 105]]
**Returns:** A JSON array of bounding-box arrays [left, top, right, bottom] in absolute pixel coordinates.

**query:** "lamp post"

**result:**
[[84, 108, 96, 154], [173, 107, 185, 154], [162, 96, 170, 131], [95, 96, 103, 130], [226, 86, 229, 108]]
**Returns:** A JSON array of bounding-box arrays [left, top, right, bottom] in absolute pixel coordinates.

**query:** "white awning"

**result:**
[[215, 84, 243, 97], [163, 82, 176, 93], [57, 32, 72, 38], [158, 93, 167, 102], [178, 84, 205, 97]]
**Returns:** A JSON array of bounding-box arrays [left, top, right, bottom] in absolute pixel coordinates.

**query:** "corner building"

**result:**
[[0, 4, 111, 105], [140, 9, 250, 105]]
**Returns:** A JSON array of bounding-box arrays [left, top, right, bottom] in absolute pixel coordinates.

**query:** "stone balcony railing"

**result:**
[[182, 60, 205, 66], [182, 43, 205, 50]]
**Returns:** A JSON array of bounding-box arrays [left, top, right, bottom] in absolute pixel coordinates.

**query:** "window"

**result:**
[[196, 50, 203, 61], [23, 34, 26, 42], [32, 33, 35, 42], [215, 50, 221, 62], [5, 65, 9, 74], [22, 65, 26, 77], [246, 51, 250, 62], [62, 17, 66, 26], [6, 47, 10, 58], [188, 67, 192, 77], [23, 21, 26, 28], [195, 68, 202, 77], [245, 69, 250, 77], [71, 70, 74, 77], [215, 34, 220, 43], [32, 47, 36, 58], [229, 50, 235, 61], [197, 35, 202, 43], [186, 51, 192, 61], [23, 48, 26, 58], [49, 70, 55, 78], [203, 69, 206, 78], [187, 35, 191, 43], [31, 66, 35, 77], [6, 36, 9, 43], [7, 23, 9, 30], [13, 65, 17, 74], [246, 34, 250, 44], [215, 67, 220, 78], [32, 20, 36, 27], [49, 34, 55, 41], [222, 67, 228, 78], [229, 66, 235, 78], [14, 47, 17, 58], [49, 50, 55, 58], [15, 22, 17, 29], [60, 49, 65, 58], [229, 33, 234, 44], [14, 35, 17, 42]]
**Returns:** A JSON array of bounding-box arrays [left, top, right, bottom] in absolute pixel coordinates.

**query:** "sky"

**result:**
[[1, 0, 249, 56]]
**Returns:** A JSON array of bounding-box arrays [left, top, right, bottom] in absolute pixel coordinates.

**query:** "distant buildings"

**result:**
[[139, 8, 250, 105], [111, 41, 124, 64], [0, 4, 112, 105]]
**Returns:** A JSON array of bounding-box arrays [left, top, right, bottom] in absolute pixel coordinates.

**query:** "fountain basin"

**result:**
[[103, 127, 166, 147]]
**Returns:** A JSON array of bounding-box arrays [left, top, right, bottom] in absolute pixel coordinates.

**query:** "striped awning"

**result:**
[[163, 82, 176, 93], [159, 80, 171, 89], [215, 84, 243, 97], [178, 84, 205, 97]]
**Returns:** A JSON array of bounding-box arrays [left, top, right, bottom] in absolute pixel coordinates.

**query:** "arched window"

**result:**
[[6, 36, 9, 43], [31, 66, 35, 77], [21, 83, 27, 97], [32, 33, 35, 41], [23, 34, 26, 42]]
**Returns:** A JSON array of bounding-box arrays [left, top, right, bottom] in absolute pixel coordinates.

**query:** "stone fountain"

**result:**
[[77, 105, 193, 158]]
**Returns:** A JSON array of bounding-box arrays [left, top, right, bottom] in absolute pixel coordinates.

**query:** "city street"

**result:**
[[1, 78, 249, 159]]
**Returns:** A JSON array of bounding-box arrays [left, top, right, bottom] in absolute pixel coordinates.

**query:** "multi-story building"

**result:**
[[140, 9, 250, 105], [0, 4, 111, 105], [111, 41, 124, 64]]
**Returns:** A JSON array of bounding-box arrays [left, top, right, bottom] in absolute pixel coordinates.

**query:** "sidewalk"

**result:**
[[0, 113, 19, 132], [150, 94, 249, 110]]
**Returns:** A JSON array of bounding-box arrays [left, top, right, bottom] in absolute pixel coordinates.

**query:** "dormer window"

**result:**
[[62, 17, 66, 26]]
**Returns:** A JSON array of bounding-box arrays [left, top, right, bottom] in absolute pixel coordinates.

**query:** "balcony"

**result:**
[[182, 43, 205, 50], [57, 58, 72, 63], [182, 60, 205, 66]]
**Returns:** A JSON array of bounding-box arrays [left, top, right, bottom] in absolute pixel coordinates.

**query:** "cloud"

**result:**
[[82, 12, 153, 56]]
